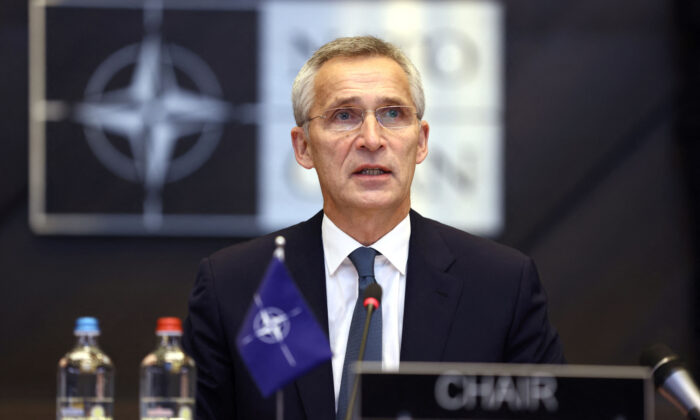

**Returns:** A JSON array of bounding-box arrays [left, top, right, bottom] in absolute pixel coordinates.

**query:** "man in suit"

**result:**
[[183, 36, 564, 420]]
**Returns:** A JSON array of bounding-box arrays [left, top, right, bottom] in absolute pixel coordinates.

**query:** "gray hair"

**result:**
[[291, 35, 425, 127]]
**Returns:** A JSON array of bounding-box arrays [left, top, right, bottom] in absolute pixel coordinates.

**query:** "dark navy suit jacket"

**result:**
[[183, 210, 564, 420]]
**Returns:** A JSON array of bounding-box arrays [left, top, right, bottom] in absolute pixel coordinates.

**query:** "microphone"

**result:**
[[640, 343, 700, 420], [362, 282, 381, 306], [358, 282, 382, 361], [345, 282, 383, 420]]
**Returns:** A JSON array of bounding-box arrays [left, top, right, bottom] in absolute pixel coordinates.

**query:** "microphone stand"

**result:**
[[344, 302, 377, 420]]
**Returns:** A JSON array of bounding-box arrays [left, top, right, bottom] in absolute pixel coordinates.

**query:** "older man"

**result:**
[[183, 36, 564, 420]]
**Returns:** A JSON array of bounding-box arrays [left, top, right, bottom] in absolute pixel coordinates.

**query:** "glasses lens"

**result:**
[[376, 106, 415, 128], [325, 108, 363, 131]]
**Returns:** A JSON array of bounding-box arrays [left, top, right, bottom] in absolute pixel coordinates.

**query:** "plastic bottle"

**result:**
[[57, 316, 115, 420], [140, 317, 196, 420]]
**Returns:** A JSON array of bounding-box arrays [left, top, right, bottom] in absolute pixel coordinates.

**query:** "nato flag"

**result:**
[[236, 256, 332, 397]]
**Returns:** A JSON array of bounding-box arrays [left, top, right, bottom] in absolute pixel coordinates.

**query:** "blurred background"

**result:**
[[1, 0, 698, 418]]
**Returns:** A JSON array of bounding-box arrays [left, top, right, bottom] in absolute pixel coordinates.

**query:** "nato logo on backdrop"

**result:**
[[29, 0, 503, 237]]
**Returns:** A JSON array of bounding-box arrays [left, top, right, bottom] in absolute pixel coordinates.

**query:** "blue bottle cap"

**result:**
[[74, 316, 100, 334]]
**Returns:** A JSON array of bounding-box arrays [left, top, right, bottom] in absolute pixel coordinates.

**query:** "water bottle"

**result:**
[[140, 317, 196, 420], [57, 316, 115, 420]]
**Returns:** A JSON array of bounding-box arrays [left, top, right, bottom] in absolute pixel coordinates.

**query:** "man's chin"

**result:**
[[345, 193, 409, 214]]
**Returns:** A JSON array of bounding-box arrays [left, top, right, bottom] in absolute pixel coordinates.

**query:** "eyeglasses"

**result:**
[[306, 106, 419, 132]]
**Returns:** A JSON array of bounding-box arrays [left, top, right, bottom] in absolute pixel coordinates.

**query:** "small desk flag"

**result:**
[[236, 242, 332, 397]]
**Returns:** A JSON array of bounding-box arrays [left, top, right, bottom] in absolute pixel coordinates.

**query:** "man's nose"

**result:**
[[357, 111, 383, 151]]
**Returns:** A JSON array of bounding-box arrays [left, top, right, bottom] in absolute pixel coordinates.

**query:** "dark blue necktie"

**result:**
[[336, 247, 382, 420]]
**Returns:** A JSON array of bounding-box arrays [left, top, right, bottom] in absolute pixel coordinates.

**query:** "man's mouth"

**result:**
[[358, 168, 388, 175]]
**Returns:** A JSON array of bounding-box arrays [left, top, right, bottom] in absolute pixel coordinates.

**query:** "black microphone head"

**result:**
[[640, 343, 677, 368], [641, 344, 700, 418], [640, 343, 684, 388], [363, 282, 382, 308]]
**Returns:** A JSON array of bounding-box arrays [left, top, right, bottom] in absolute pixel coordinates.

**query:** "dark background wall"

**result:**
[[1, 0, 698, 419]]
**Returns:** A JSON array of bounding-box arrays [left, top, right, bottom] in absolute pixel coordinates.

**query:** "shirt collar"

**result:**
[[322, 213, 411, 276]]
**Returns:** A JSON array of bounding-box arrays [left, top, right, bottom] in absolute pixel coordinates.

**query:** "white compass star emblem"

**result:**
[[73, 5, 232, 230], [240, 294, 304, 367]]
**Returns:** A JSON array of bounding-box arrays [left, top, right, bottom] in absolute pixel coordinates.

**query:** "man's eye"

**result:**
[[331, 109, 357, 121], [382, 107, 402, 119]]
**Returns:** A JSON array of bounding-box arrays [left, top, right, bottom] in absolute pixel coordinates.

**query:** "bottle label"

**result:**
[[141, 398, 194, 420], [58, 398, 113, 420], [59, 418, 112, 420]]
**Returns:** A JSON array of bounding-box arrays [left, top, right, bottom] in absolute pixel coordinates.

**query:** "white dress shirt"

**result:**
[[321, 213, 409, 407]]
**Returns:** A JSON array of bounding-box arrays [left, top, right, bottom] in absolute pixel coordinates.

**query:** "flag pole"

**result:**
[[276, 389, 284, 420], [274, 235, 285, 262], [275, 235, 285, 420]]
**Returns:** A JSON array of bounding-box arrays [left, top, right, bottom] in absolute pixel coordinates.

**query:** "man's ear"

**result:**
[[291, 126, 314, 169], [415, 120, 429, 164]]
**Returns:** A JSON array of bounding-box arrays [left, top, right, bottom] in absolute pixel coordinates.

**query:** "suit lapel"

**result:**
[[400, 210, 463, 362], [284, 212, 336, 420]]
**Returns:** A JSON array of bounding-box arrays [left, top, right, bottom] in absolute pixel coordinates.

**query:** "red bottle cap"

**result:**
[[156, 317, 182, 333]]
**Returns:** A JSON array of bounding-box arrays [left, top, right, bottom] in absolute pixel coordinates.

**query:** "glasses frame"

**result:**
[[305, 106, 419, 132]]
